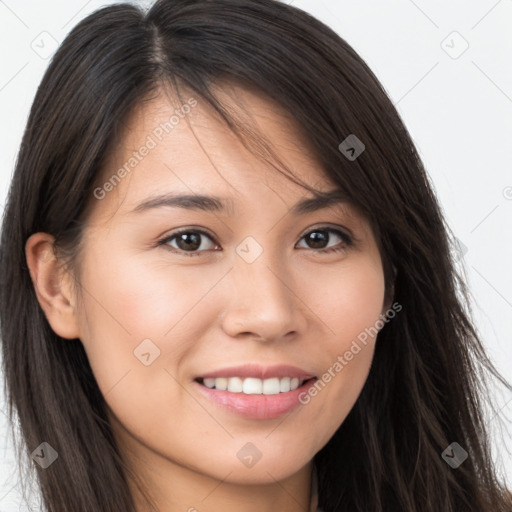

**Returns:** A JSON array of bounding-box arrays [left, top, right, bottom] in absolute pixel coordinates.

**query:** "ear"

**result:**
[[25, 232, 81, 339]]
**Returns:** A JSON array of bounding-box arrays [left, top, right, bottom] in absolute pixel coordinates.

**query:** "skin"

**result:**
[[26, 83, 389, 512]]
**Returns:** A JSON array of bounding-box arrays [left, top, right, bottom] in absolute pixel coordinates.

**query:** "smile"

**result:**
[[196, 376, 309, 395], [194, 376, 318, 420]]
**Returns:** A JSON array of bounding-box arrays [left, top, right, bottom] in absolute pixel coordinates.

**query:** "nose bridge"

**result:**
[[221, 235, 302, 340]]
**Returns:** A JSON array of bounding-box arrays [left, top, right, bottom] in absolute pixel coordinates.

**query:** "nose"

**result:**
[[220, 251, 307, 343]]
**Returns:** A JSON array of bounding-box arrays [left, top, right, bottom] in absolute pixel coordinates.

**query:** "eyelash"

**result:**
[[156, 226, 354, 258]]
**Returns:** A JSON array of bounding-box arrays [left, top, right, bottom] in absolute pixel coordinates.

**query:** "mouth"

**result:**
[[193, 375, 319, 420]]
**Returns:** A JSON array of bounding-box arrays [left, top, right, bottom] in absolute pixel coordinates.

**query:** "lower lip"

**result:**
[[193, 378, 318, 420]]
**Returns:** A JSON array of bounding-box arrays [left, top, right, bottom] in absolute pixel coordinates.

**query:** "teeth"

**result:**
[[227, 377, 243, 393], [204, 377, 218, 389], [201, 376, 307, 394], [243, 377, 263, 394], [280, 377, 291, 392]]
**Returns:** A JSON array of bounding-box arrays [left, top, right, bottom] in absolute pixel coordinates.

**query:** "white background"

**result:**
[[0, 0, 511, 509]]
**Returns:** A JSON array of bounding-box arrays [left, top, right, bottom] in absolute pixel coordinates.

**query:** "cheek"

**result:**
[[96, 257, 192, 333], [299, 258, 385, 427], [75, 257, 197, 440], [309, 256, 386, 347], [81, 248, 215, 343], [75, 250, 225, 394]]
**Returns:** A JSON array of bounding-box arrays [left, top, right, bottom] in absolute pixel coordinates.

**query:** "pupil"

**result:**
[[177, 233, 200, 251]]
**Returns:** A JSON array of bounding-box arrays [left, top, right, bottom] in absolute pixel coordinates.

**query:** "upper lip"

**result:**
[[196, 363, 316, 381]]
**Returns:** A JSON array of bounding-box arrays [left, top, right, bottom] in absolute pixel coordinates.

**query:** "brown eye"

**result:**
[[174, 232, 202, 251], [159, 229, 218, 257], [305, 230, 330, 249], [297, 227, 353, 253]]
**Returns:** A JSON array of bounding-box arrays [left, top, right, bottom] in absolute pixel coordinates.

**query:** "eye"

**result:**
[[296, 227, 353, 254], [157, 228, 219, 257]]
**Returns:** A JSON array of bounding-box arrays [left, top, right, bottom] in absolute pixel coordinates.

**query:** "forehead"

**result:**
[[91, 83, 349, 221]]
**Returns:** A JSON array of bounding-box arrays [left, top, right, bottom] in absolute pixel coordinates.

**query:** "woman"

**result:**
[[1, 0, 510, 510]]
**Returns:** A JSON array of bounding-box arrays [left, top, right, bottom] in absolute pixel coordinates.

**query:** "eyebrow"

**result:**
[[130, 188, 350, 216]]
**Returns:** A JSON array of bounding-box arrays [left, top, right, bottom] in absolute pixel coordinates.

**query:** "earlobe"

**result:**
[[25, 232, 81, 340]]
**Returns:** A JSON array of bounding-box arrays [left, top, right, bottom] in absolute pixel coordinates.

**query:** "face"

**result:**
[[66, 84, 387, 489]]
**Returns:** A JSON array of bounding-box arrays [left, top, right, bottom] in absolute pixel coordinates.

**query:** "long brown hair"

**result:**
[[1, 1, 511, 510]]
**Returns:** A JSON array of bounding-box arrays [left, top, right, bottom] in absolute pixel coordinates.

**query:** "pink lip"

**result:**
[[196, 363, 315, 380], [193, 377, 318, 420]]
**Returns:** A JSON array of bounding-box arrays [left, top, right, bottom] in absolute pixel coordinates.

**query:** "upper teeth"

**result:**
[[202, 377, 305, 394]]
